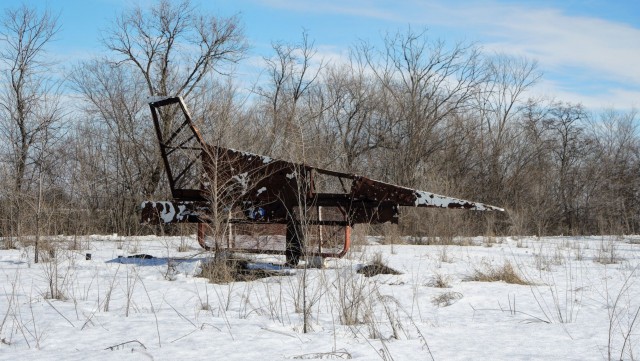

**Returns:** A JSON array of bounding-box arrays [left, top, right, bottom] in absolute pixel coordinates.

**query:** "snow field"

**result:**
[[0, 235, 639, 360]]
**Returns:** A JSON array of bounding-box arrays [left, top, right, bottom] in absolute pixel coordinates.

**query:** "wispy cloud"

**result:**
[[256, 0, 640, 109], [450, 2, 640, 109], [460, 4, 640, 82]]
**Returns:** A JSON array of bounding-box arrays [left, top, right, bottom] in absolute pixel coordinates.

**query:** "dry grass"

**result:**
[[379, 224, 403, 245], [432, 291, 463, 307], [468, 260, 530, 285], [595, 240, 620, 264], [177, 243, 189, 252], [37, 240, 57, 263], [357, 253, 402, 277], [1, 237, 18, 250], [427, 272, 452, 288], [292, 350, 352, 359], [197, 256, 278, 283]]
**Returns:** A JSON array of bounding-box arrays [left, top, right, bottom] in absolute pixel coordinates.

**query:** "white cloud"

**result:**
[[471, 6, 640, 83], [257, 0, 640, 109], [534, 78, 639, 110], [448, 3, 640, 110]]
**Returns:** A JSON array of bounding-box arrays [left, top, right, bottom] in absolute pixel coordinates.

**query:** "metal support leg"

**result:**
[[285, 220, 304, 266]]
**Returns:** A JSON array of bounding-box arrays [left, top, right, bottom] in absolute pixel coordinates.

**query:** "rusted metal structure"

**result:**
[[141, 96, 503, 265]]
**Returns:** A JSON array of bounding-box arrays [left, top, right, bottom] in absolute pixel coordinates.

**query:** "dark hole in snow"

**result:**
[[119, 254, 154, 259]]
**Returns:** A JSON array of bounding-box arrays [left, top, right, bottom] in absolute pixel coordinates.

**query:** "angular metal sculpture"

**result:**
[[141, 96, 503, 265]]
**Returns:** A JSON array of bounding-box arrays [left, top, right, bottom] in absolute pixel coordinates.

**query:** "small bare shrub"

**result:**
[[41, 246, 72, 300], [437, 246, 453, 264], [469, 260, 530, 285], [532, 244, 566, 271], [572, 243, 584, 261], [333, 268, 373, 325], [163, 259, 178, 281]]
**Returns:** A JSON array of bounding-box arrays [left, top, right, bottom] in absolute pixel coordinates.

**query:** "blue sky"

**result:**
[[5, 0, 640, 110]]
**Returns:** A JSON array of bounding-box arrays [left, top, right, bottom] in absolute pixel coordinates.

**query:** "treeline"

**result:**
[[0, 1, 638, 240]]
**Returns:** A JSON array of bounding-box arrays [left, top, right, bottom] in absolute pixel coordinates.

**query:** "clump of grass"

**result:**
[[197, 256, 277, 283], [176, 236, 190, 252], [595, 240, 620, 264], [427, 272, 452, 288], [468, 260, 530, 285], [292, 350, 352, 359], [357, 253, 402, 277], [177, 244, 189, 252], [533, 245, 566, 271], [432, 291, 463, 307], [437, 246, 453, 264]]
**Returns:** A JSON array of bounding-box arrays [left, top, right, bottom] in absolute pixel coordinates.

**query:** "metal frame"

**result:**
[[142, 96, 504, 265]]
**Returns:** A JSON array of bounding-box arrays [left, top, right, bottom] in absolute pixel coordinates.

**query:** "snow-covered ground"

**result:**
[[1, 234, 639, 360]]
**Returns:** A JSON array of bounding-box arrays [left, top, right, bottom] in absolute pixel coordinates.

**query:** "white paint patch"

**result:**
[[232, 172, 250, 194], [159, 202, 177, 223], [414, 190, 503, 211], [176, 205, 187, 221], [229, 148, 274, 164]]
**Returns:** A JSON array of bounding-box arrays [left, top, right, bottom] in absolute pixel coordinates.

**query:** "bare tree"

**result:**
[[546, 102, 588, 232], [69, 60, 151, 234], [321, 59, 381, 173], [0, 5, 63, 242], [473, 55, 541, 201], [255, 31, 323, 162], [587, 109, 640, 233], [102, 0, 247, 197], [360, 28, 487, 187], [0, 5, 61, 193]]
